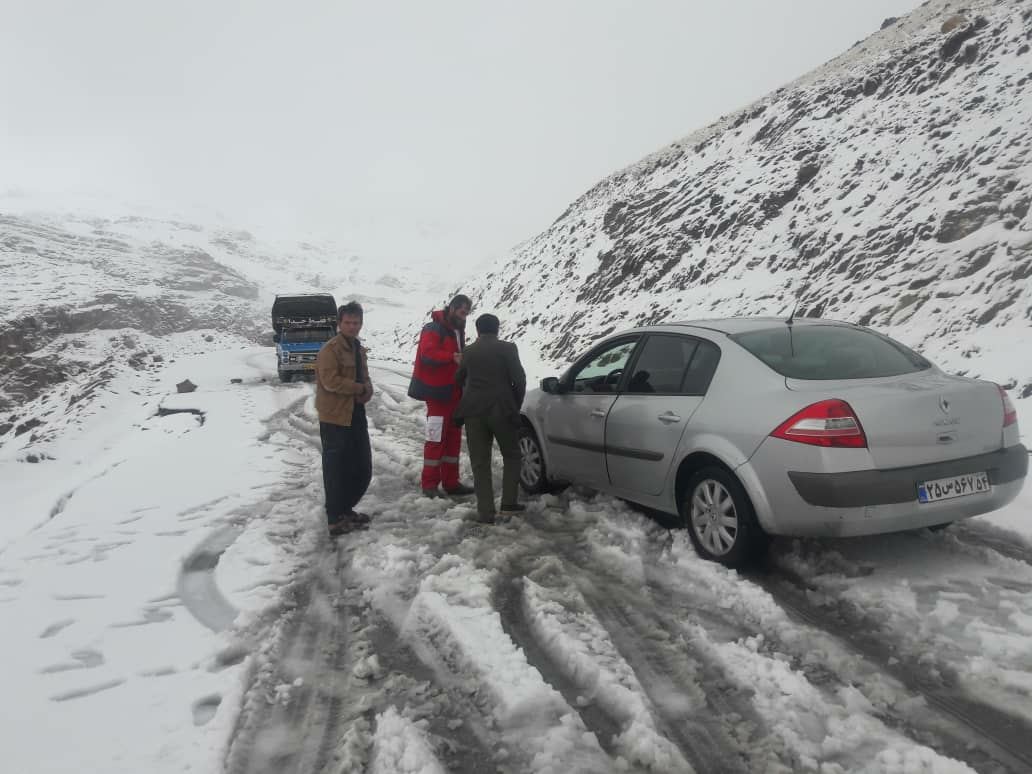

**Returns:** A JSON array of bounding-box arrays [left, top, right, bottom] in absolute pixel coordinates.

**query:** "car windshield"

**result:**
[[730, 325, 932, 380], [283, 328, 334, 343]]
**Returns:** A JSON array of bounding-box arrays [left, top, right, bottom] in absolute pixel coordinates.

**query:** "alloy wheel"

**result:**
[[689, 479, 739, 557], [519, 434, 542, 488]]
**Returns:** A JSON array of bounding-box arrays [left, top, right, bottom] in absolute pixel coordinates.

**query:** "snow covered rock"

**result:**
[[467, 0, 1032, 405]]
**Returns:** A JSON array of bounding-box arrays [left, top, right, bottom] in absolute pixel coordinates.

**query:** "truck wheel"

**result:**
[[278, 369, 291, 383]]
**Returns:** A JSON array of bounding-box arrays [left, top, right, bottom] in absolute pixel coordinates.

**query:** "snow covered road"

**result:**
[[3, 348, 1031, 773], [219, 365, 1032, 773]]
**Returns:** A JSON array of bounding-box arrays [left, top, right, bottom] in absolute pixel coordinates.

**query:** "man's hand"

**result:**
[[452, 352, 462, 365], [357, 382, 374, 404]]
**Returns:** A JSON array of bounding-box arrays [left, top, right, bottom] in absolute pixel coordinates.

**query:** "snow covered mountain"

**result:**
[[470, 0, 1032, 403], [5, 3, 1032, 771], [0, 195, 438, 454]]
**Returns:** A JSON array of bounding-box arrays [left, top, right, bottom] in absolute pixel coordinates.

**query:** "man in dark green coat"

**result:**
[[453, 314, 527, 524]]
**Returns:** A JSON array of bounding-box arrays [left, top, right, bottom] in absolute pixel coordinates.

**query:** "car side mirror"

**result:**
[[540, 376, 559, 394]]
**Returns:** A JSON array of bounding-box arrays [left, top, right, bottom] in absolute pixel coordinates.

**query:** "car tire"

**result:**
[[518, 425, 552, 494], [680, 466, 768, 568], [278, 369, 291, 383]]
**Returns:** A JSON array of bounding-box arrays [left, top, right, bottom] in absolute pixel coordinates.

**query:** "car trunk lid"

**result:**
[[785, 370, 1004, 468]]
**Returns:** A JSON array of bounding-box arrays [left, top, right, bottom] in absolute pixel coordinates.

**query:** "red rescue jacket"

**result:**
[[408, 310, 465, 403]]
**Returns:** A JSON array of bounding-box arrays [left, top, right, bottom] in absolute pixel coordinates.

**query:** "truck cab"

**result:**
[[272, 294, 337, 382]]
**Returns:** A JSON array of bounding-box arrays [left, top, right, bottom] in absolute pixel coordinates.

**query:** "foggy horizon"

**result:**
[[1, 0, 923, 267]]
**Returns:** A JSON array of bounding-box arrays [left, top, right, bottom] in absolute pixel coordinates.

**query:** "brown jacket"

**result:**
[[315, 334, 372, 426]]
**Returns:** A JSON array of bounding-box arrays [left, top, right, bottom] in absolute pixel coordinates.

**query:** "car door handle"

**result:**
[[657, 412, 682, 424], [591, 409, 606, 418]]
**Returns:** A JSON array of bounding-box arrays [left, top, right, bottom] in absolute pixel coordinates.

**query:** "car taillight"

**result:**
[[771, 399, 868, 448], [999, 385, 1017, 427]]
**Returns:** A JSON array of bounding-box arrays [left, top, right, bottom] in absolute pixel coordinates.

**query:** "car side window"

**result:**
[[626, 335, 699, 394], [681, 339, 721, 395], [570, 339, 638, 393]]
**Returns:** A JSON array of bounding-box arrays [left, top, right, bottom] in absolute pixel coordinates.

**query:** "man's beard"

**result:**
[[449, 314, 466, 330]]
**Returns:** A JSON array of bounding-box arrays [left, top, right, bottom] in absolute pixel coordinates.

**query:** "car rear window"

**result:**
[[730, 325, 931, 380]]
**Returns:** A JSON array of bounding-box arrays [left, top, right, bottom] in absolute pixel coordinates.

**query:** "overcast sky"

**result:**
[[0, 1, 923, 267]]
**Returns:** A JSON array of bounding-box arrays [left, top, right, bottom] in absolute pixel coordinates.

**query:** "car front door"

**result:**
[[542, 337, 640, 488], [606, 335, 721, 496]]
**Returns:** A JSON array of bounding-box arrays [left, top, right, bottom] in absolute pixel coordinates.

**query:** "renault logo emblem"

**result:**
[[938, 395, 951, 414]]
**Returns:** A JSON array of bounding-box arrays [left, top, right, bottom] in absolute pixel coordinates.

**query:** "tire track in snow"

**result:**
[[227, 387, 510, 772], [531, 497, 1022, 772], [345, 607, 497, 773], [938, 520, 1032, 569], [229, 544, 498, 774], [492, 574, 628, 762], [619, 517, 1032, 773], [575, 573, 757, 773], [218, 391, 350, 774], [747, 565, 1032, 774], [178, 522, 245, 632], [223, 575, 316, 774], [249, 546, 348, 774], [490, 514, 758, 773], [609, 492, 1032, 773]]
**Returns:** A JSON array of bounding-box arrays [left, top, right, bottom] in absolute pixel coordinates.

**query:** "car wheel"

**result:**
[[278, 369, 291, 383], [518, 425, 550, 494], [680, 466, 767, 568]]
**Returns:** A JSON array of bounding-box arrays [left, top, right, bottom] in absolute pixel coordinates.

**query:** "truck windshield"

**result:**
[[283, 328, 334, 343]]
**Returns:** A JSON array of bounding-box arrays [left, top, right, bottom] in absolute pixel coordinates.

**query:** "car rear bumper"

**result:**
[[741, 443, 1027, 537], [787, 444, 1028, 507], [787, 478, 1024, 537]]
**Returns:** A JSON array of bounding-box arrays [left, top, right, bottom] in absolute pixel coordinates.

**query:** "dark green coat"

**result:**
[[453, 334, 527, 426]]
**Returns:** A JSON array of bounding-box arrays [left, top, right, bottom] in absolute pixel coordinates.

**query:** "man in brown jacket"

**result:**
[[315, 302, 373, 536]]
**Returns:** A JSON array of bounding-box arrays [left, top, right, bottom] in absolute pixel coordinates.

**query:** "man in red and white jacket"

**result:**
[[408, 294, 475, 497]]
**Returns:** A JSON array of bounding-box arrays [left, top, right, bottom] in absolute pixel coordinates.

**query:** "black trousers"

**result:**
[[320, 405, 371, 523]]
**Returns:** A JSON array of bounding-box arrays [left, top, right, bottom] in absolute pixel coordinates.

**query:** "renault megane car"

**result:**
[[517, 317, 1027, 567]]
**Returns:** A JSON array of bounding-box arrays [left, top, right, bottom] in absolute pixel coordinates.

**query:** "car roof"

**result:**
[[625, 316, 857, 336]]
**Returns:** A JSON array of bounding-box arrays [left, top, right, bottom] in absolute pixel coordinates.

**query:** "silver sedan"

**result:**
[[518, 318, 1027, 567]]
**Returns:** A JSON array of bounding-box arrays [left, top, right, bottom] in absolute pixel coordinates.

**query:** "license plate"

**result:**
[[918, 472, 991, 503], [303, 363, 316, 370]]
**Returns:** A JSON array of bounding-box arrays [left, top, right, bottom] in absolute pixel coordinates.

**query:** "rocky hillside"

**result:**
[[470, 0, 1032, 399], [0, 198, 435, 449]]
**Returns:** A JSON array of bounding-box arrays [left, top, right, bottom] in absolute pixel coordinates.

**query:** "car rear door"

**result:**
[[542, 337, 640, 488], [606, 335, 721, 495]]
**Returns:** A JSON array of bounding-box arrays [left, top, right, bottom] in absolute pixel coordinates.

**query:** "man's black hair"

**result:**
[[475, 313, 500, 335], [338, 301, 363, 321], [447, 294, 472, 312]]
